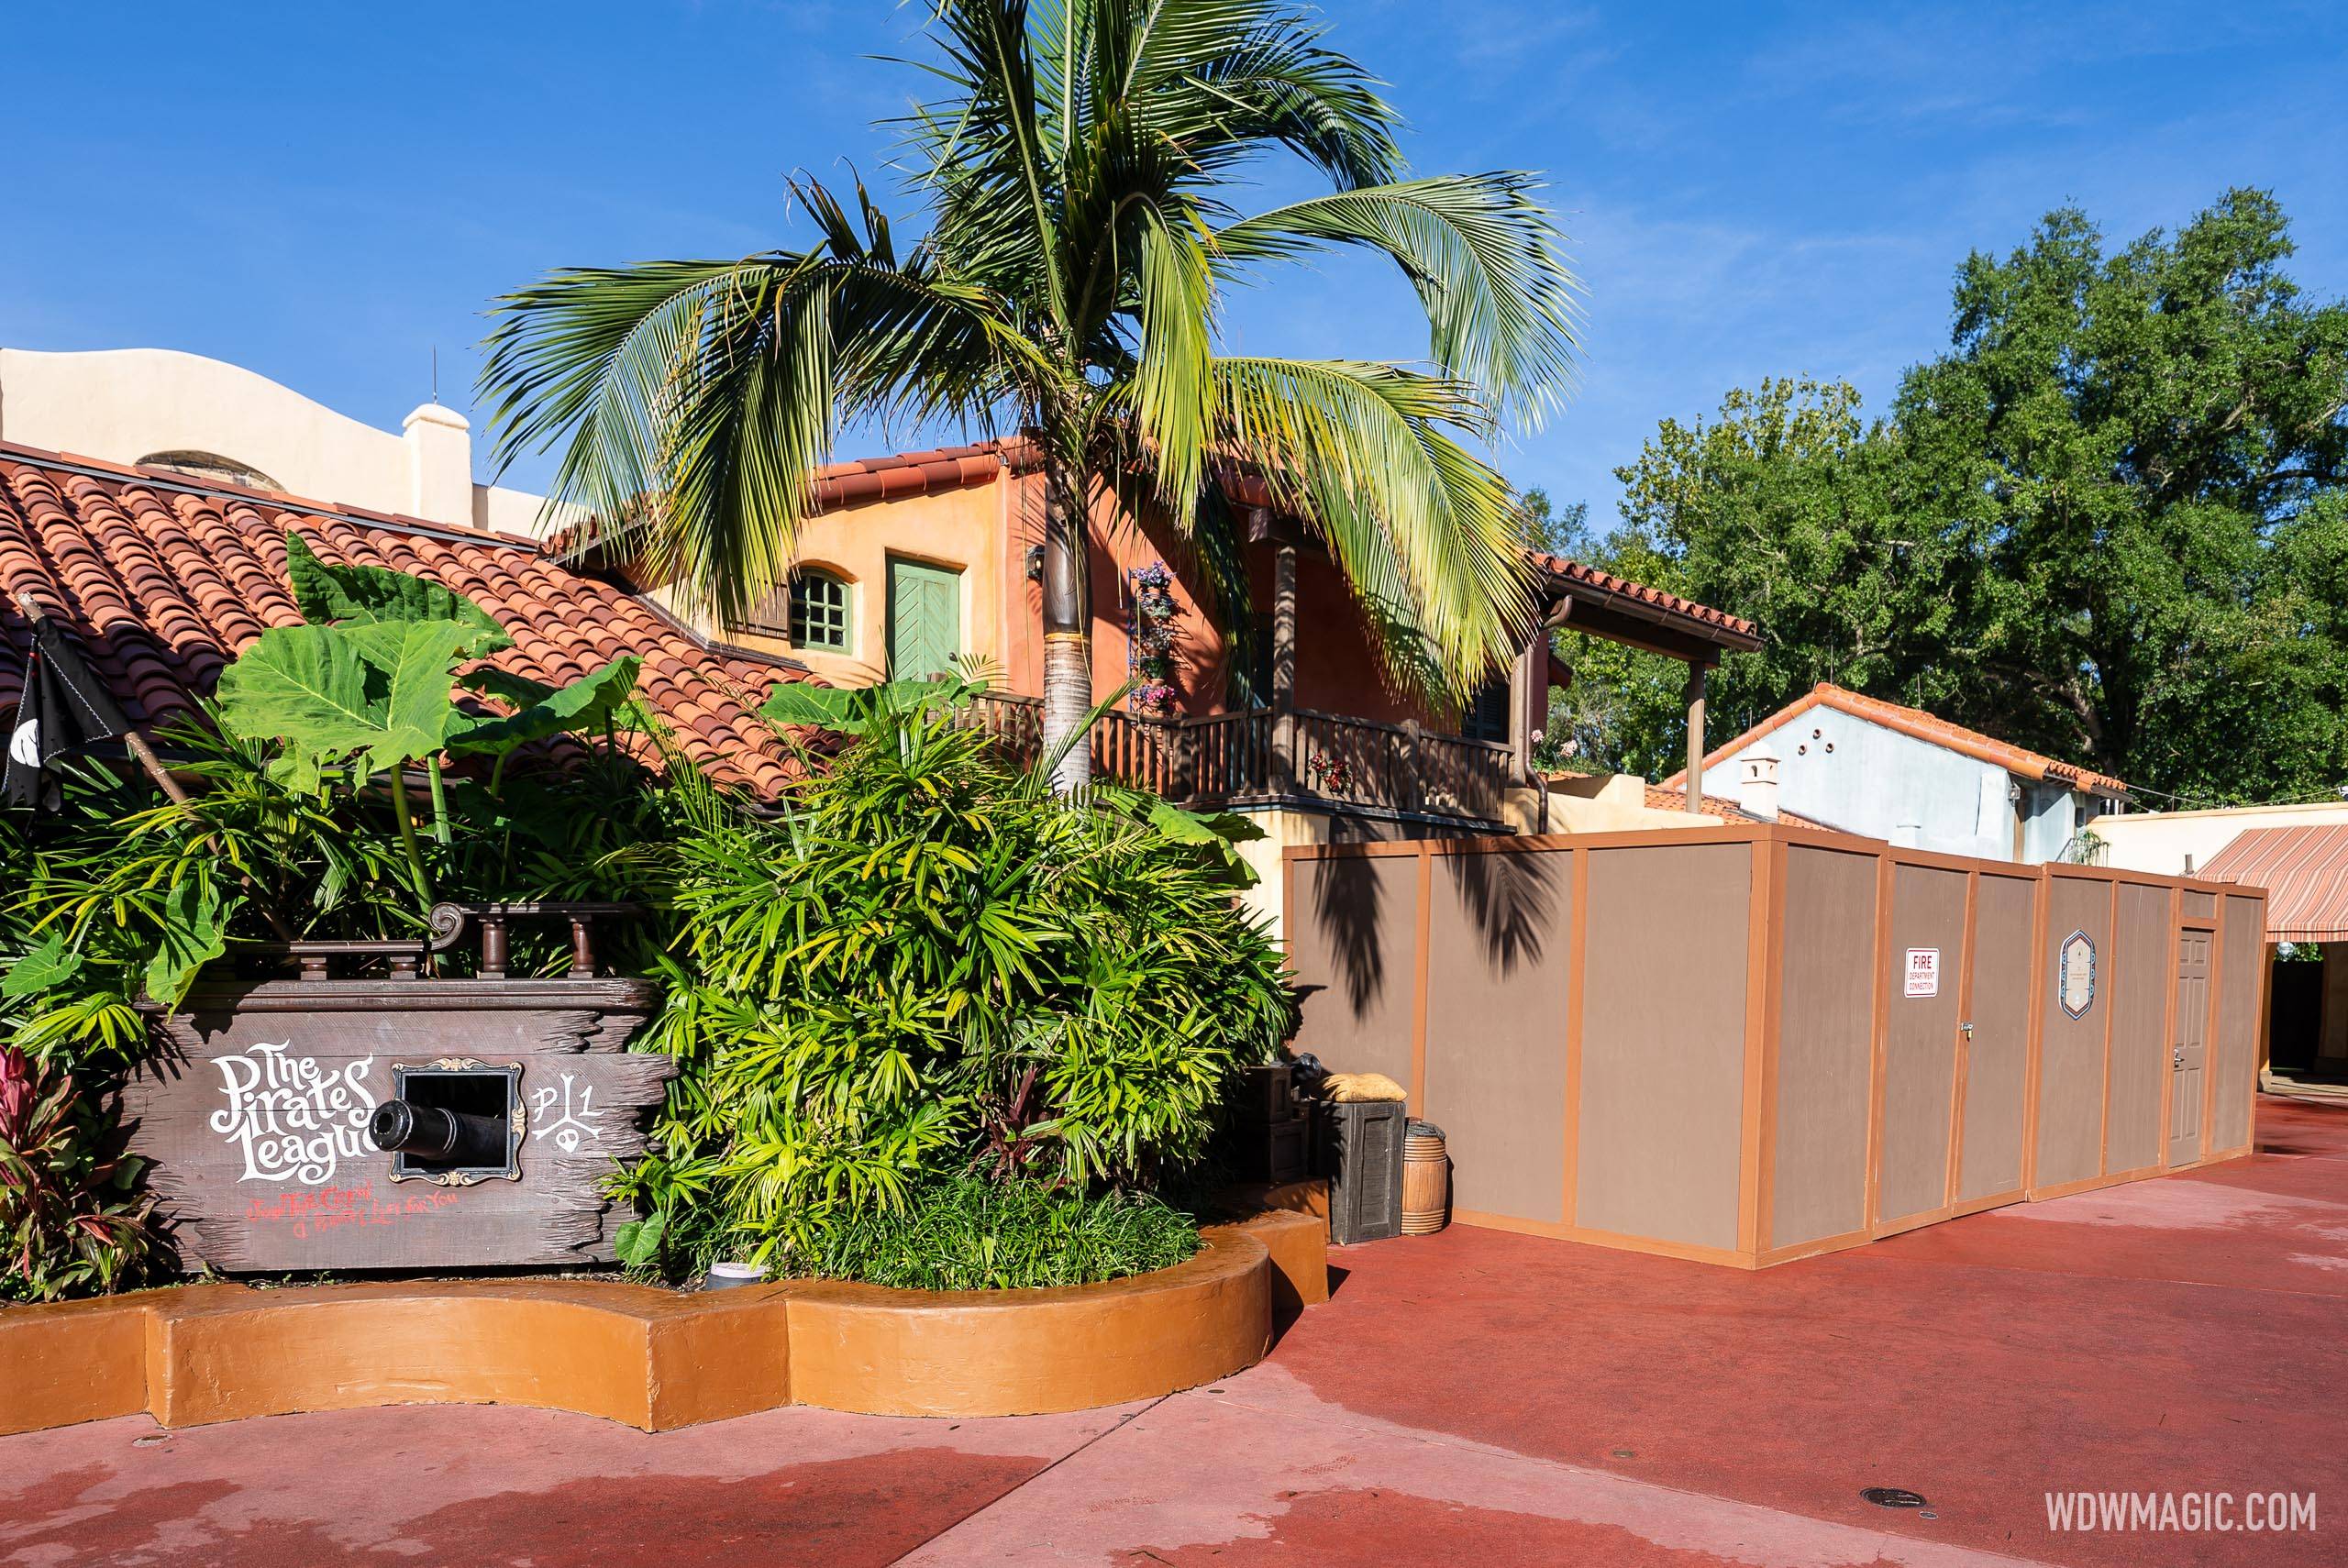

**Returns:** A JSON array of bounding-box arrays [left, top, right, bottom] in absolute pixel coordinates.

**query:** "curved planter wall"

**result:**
[[0, 1214, 1325, 1436]]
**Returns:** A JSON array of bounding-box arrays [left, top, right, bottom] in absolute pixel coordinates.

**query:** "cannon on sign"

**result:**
[[125, 903, 675, 1273]]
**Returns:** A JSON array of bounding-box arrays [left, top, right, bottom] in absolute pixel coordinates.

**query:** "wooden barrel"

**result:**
[[1401, 1120, 1448, 1234]]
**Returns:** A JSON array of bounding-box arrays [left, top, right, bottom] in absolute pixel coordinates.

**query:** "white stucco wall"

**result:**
[[2091, 800, 2348, 877], [0, 348, 566, 538], [1700, 706, 2024, 860]]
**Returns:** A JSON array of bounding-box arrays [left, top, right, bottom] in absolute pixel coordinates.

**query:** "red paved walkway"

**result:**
[[6, 1095, 2342, 1567]]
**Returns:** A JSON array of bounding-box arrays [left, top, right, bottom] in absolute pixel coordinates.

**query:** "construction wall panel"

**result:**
[[1575, 844, 1752, 1252], [1287, 854, 1421, 1092], [1877, 865, 1968, 1224], [2213, 895, 2265, 1153], [1769, 845, 1878, 1250], [2034, 878, 2113, 1190], [1280, 824, 2262, 1271], [2106, 884, 2171, 1175], [1957, 874, 2036, 1202], [1421, 849, 1574, 1223]]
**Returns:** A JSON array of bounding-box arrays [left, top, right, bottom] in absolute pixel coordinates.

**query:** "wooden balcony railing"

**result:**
[[1288, 708, 1514, 823], [959, 693, 1512, 825]]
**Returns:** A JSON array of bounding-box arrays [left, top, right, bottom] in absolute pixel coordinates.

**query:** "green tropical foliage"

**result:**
[[479, 0, 1582, 787], [1545, 191, 2348, 802], [1, 535, 660, 1058], [609, 690, 1296, 1283], [283, 532, 512, 657], [793, 1174, 1197, 1291]]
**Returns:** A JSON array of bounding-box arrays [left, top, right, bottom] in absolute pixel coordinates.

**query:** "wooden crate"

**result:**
[[1314, 1099, 1405, 1244]]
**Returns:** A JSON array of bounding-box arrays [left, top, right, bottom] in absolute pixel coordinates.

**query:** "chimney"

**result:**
[[402, 402, 473, 527], [1736, 745, 1780, 821]]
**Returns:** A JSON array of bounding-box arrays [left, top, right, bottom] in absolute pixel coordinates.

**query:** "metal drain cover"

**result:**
[[1862, 1487, 1930, 1509]]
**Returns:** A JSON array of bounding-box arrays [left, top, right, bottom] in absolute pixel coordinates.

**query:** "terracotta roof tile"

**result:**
[[1527, 551, 1760, 644], [0, 441, 807, 796], [1638, 782, 1828, 828], [540, 437, 1044, 561], [1665, 681, 2128, 799]]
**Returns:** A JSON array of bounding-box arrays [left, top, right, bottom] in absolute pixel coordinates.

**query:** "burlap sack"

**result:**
[[1320, 1071, 1408, 1103]]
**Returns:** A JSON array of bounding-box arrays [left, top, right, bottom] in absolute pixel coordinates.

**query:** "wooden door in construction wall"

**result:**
[[2168, 929, 2211, 1166], [1871, 864, 2040, 1235]]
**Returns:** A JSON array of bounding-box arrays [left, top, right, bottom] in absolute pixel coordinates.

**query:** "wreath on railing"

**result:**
[[1306, 750, 1357, 794]]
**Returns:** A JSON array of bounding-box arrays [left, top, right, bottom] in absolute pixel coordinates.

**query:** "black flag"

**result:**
[[5, 612, 132, 812]]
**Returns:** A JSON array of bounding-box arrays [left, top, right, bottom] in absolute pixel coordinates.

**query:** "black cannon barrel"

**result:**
[[368, 1100, 507, 1166]]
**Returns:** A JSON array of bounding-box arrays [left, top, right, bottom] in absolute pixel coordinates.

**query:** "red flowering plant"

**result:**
[[0, 1044, 155, 1302]]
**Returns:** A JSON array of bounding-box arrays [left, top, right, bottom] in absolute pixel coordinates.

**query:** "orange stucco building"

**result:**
[[681, 436, 1764, 861], [715, 438, 1426, 727]]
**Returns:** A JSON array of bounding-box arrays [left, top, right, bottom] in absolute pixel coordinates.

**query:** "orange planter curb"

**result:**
[[785, 1230, 1270, 1417], [0, 1222, 1303, 1436]]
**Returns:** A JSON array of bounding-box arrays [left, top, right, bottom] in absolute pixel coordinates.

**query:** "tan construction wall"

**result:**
[[1282, 823, 2265, 1270]]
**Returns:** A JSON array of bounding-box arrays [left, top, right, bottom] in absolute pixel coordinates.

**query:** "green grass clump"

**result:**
[[802, 1177, 1199, 1291]]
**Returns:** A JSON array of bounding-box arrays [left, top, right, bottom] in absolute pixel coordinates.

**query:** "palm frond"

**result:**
[[1217, 174, 1582, 429], [1130, 209, 1218, 528], [1208, 356, 1537, 696], [482, 185, 1043, 623], [1106, 0, 1402, 187]]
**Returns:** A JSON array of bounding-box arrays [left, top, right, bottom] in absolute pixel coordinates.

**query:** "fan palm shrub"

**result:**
[[609, 687, 1297, 1282], [480, 0, 1580, 789]]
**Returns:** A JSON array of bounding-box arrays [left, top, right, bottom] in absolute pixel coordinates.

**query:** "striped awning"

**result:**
[[2199, 825, 2348, 942]]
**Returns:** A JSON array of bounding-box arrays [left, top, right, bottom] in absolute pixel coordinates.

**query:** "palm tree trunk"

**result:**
[[1038, 457, 1092, 793]]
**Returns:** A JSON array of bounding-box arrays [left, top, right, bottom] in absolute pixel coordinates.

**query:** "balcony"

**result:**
[[963, 692, 1516, 829]]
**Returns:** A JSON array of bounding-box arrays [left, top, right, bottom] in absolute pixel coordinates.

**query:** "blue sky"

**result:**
[[4, 2, 2341, 525]]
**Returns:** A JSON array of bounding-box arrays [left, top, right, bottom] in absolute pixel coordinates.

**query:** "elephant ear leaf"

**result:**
[[449, 657, 641, 757], [456, 666, 557, 709], [284, 531, 513, 657], [613, 1211, 665, 1269], [757, 682, 862, 733], [144, 878, 231, 1010], [2, 933, 83, 998], [757, 676, 986, 736], [216, 621, 470, 775]]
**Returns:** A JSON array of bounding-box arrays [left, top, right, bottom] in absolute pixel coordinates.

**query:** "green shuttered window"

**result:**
[[789, 570, 852, 652]]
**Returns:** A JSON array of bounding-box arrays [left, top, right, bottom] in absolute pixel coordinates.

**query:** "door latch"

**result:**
[[1958, 1021, 1975, 1038], [2173, 1043, 2186, 1068]]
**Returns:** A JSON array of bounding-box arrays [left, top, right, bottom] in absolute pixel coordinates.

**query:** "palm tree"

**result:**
[[479, 0, 1580, 790]]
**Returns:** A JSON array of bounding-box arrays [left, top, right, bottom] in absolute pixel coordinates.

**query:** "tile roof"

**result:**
[[811, 438, 1038, 508], [1528, 551, 1761, 647], [0, 442, 804, 795], [1666, 681, 2128, 799], [541, 437, 1041, 563], [1639, 782, 1827, 828]]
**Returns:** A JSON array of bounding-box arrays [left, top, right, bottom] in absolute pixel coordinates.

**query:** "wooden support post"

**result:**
[[479, 916, 510, 979], [1270, 533, 1298, 794], [1508, 630, 1546, 787], [1683, 662, 1709, 816]]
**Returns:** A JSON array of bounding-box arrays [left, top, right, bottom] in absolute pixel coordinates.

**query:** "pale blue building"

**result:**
[[1676, 683, 2129, 864]]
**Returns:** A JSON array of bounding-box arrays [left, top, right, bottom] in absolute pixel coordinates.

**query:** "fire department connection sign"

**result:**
[[1903, 948, 1941, 999]]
